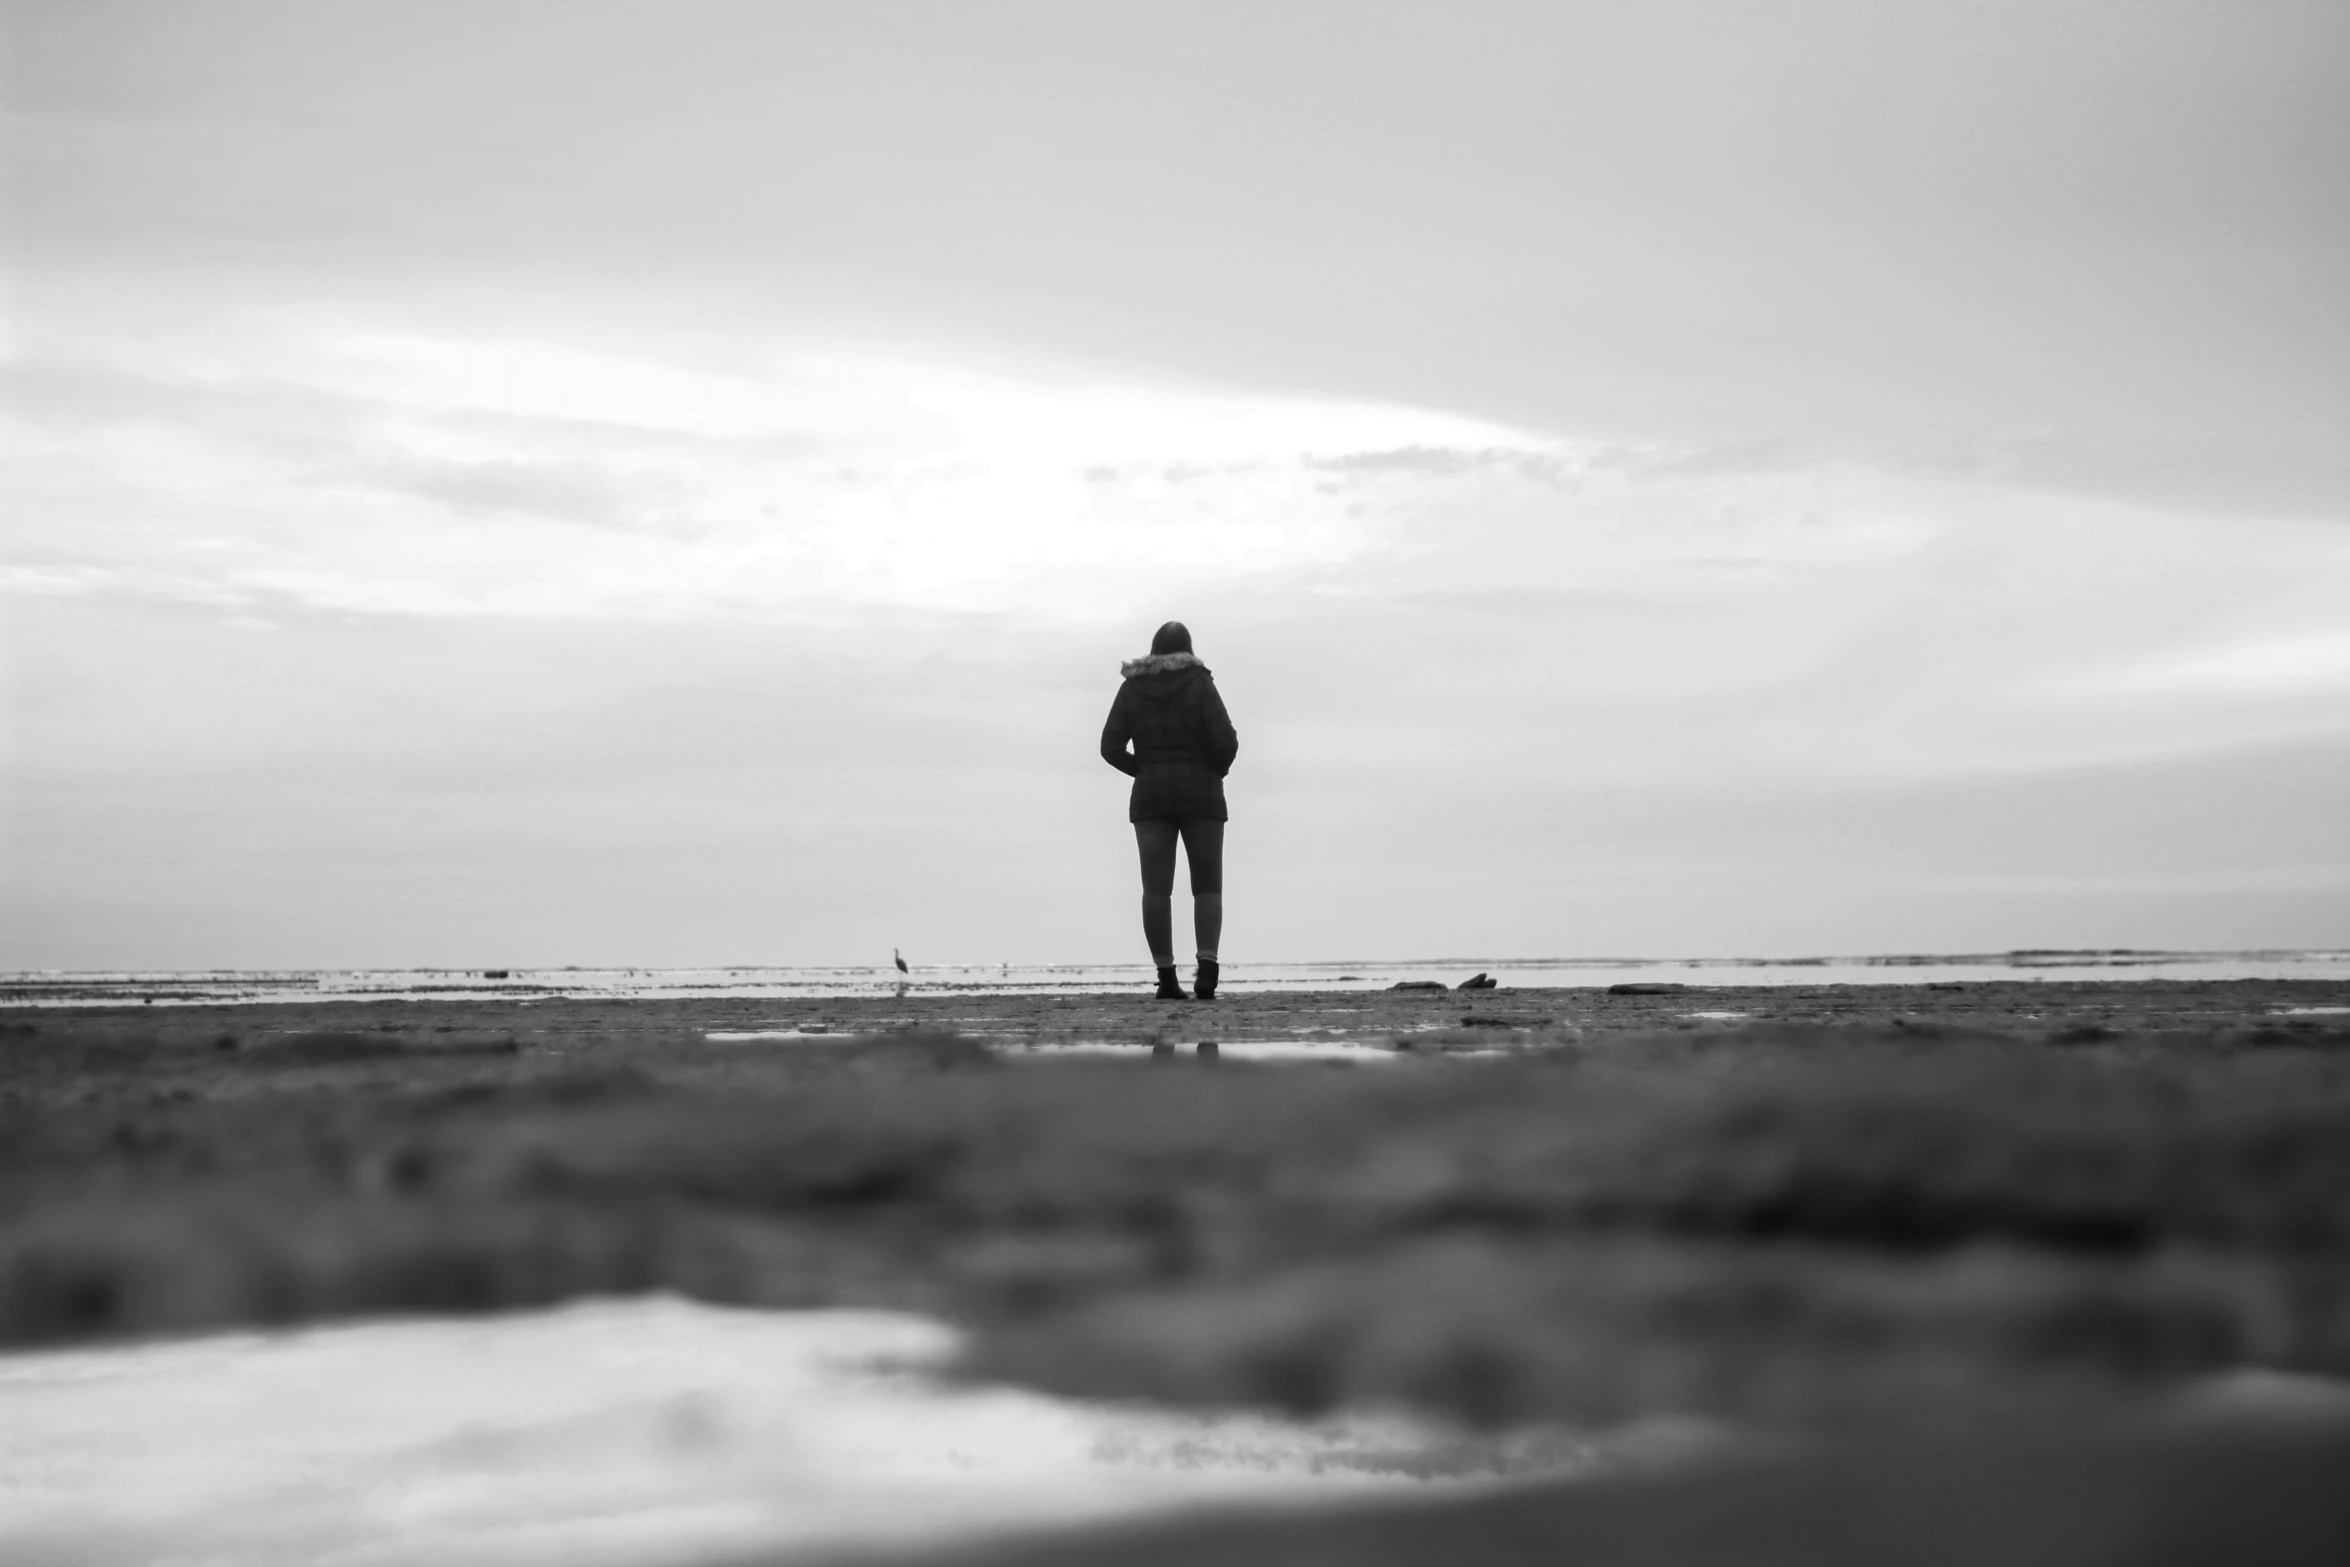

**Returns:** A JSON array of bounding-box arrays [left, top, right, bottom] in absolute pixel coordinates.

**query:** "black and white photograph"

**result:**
[[4, 3, 2348, 1562]]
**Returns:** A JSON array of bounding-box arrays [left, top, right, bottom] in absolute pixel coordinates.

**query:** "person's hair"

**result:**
[[1150, 621, 1193, 656]]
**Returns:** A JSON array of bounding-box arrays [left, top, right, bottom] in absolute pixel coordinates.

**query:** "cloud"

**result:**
[[4, 308, 1582, 624], [12, 293, 2349, 805], [2169, 634, 2350, 689], [1307, 446, 1573, 485], [1385, 586, 1711, 618], [2059, 632, 2350, 698], [1930, 864, 2350, 897], [8, 3, 2347, 971], [352, 452, 683, 534]]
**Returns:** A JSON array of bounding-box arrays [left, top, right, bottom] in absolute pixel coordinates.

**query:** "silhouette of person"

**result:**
[[1099, 621, 1238, 1000]]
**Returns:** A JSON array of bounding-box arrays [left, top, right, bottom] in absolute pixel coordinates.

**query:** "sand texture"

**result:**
[[7, 979, 2350, 1562]]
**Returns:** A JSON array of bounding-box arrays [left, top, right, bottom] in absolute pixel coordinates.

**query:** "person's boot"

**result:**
[[1194, 959, 1220, 1001], [1154, 966, 1188, 1000]]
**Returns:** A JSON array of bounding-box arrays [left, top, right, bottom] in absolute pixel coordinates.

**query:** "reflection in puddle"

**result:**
[[705, 1033, 1405, 1063], [706, 1029, 840, 1040], [0, 1296, 1597, 1566], [1028, 1038, 1403, 1063]]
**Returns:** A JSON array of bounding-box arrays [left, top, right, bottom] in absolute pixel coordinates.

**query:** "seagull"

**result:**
[[893, 948, 909, 976]]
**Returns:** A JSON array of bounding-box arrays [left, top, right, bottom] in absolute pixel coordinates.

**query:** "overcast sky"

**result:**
[[5, 0, 2347, 969]]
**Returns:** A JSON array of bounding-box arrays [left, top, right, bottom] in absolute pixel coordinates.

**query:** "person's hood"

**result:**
[[1119, 651, 1209, 697]]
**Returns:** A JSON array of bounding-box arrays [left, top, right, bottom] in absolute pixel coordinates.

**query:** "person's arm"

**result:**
[[1200, 678, 1238, 778], [1099, 687, 1139, 776]]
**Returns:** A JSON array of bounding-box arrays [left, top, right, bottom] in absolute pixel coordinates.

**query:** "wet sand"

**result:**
[[835, 1417, 2350, 1567], [11, 973, 2344, 1067], [7, 978, 2349, 1563]]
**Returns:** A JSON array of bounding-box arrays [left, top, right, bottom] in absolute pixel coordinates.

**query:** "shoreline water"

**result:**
[[7, 948, 2348, 1007]]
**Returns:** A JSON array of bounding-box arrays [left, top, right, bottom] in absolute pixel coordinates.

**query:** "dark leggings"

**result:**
[[1134, 818, 1223, 966], [1133, 817, 1224, 896]]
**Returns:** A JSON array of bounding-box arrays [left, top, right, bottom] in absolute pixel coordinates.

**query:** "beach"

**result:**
[[5, 973, 2350, 1561], [17, 4, 2347, 1560]]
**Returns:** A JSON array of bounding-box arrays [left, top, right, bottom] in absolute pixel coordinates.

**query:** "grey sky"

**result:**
[[5, 1, 2346, 966]]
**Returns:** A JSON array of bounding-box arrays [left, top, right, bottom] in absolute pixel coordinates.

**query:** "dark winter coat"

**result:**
[[1099, 652, 1239, 822]]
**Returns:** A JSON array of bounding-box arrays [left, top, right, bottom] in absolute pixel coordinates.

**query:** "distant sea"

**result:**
[[6, 950, 2347, 1006]]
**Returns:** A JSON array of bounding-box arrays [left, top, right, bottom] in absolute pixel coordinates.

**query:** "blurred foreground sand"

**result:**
[[5, 978, 2349, 1563]]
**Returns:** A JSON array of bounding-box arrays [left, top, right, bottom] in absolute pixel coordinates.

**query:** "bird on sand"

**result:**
[[893, 948, 909, 975]]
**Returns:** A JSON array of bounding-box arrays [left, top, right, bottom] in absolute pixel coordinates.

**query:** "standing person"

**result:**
[[1100, 621, 1239, 1000]]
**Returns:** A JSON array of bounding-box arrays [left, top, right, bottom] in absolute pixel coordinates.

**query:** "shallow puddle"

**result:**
[[1023, 1038, 1403, 1063], [704, 1032, 1405, 1063], [0, 1296, 1596, 1567]]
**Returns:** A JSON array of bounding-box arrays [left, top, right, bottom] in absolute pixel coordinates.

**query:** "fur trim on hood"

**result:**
[[1120, 651, 1207, 679]]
